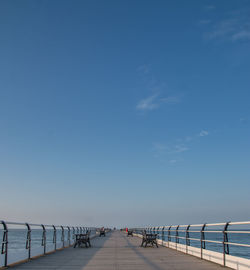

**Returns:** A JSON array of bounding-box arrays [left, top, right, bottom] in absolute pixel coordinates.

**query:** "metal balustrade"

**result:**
[[0, 220, 97, 267], [132, 221, 250, 266]]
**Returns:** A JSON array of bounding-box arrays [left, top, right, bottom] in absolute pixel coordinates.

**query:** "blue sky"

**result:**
[[0, 0, 250, 227]]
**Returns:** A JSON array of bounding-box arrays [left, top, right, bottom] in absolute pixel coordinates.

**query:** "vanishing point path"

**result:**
[[11, 231, 227, 270]]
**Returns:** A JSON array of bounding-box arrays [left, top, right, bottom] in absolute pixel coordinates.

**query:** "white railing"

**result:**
[[132, 221, 250, 270], [0, 220, 98, 268]]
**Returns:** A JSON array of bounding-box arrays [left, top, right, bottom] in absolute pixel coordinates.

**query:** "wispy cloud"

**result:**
[[232, 30, 250, 41], [203, 9, 250, 42], [199, 130, 209, 137], [152, 129, 209, 161], [136, 94, 159, 111], [135, 65, 182, 112], [136, 93, 180, 111], [153, 142, 189, 157], [174, 145, 189, 153]]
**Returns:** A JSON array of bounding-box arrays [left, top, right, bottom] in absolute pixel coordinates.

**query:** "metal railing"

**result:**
[[0, 220, 97, 268], [132, 221, 250, 266]]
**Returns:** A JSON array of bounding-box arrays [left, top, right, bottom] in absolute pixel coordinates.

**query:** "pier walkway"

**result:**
[[10, 231, 227, 270]]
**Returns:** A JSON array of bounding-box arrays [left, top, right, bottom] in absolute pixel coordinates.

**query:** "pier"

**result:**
[[7, 231, 226, 270], [1, 220, 250, 270]]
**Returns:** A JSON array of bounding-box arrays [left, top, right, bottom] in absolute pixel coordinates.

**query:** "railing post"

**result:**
[[25, 223, 31, 260], [61, 226, 64, 248], [223, 222, 230, 266], [201, 223, 206, 259], [157, 227, 160, 239], [186, 225, 190, 253], [72, 227, 75, 242], [168, 226, 172, 247], [53, 225, 57, 251], [162, 226, 165, 245], [41, 224, 46, 255], [67, 226, 70, 246], [1, 221, 8, 267], [176, 225, 179, 249]]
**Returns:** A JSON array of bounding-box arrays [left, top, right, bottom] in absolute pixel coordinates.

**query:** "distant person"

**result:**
[[99, 227, 105, 237]]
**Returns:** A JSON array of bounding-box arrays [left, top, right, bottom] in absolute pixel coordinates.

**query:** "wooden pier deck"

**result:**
[[10, 231, 227, 270]]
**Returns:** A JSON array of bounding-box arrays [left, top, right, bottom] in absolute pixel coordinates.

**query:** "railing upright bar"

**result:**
[[186, 225, 190, 253], [72, 227, 75, 242], [223, 222, 230, 266], [53, 225, 57, 251], [25, 223, 31, 260], [168, 226, 172, 248], [61, 226, 65, 248], [162, 226, 165, 245], [1, 221, 8, 267], [67, 226, 70, 246], [41, 224, 46, 255], [200, 224, 206, 259], [176, 225, 179, 249]]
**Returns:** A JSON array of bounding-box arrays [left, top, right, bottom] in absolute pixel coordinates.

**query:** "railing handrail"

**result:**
[[0, 219, 99, 268], [143, 221, 250, 229], [132, 220, 250, 267]]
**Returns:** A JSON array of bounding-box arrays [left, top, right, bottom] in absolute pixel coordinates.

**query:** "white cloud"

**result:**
[[136, 94, 159, 111], [136, 94, 180, 111], [160, 96, 180, 104], [203, 12, 250, 42], [152, 129, 209, 161], [232, 30, 250, 41], [174, 145, 189, 153], [199, 130, 209, 137], [136, 64, 181, 112], [169, 159, 177, 164]]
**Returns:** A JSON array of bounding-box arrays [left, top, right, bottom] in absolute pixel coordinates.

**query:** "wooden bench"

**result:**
[[140, 231, 158, 248], [99, 229, 106, 237], [127, 230, 133, 237], [74, 231, 91, 248]]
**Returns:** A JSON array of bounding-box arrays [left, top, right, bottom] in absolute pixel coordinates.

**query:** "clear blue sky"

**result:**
[[0, 0, 250, 227]]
